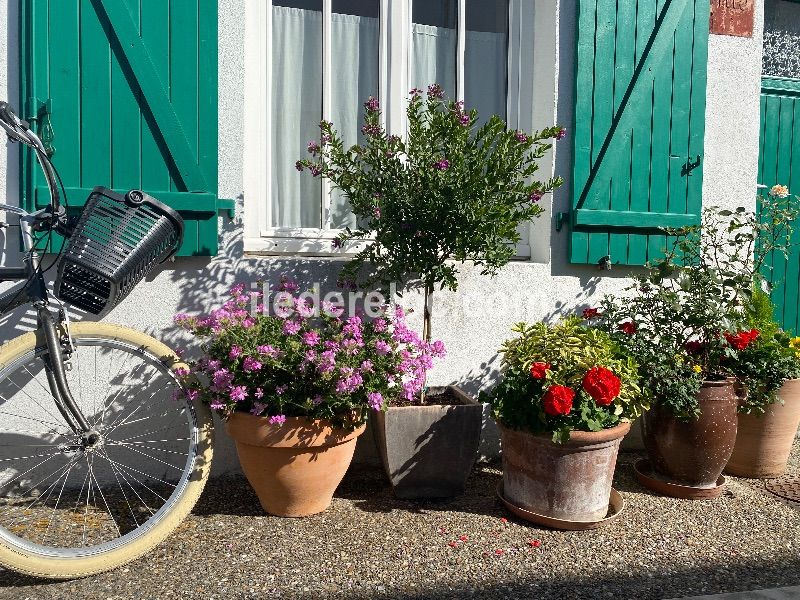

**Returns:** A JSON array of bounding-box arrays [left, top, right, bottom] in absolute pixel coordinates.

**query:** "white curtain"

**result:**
[[411, 23, 457, 99], [271, 6, 378, 230], [329, 12, 379, 230], [465, 30, 507, 124], [271, 6, 323, 229]]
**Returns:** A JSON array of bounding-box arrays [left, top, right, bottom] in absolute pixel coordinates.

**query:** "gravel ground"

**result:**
[[3, 442, 800, 600]]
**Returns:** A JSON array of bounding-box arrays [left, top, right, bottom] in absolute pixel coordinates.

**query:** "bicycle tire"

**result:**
[[0, 322, 213, 579]]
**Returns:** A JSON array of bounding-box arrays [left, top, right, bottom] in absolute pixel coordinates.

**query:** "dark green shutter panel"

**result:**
[[758, 77, 800, 334], [570, 0, 709, 265], [20, 0, 220, 256]]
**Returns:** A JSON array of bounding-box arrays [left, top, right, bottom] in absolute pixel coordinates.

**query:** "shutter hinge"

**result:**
[[556, 211, 569, 232], [216, 198, 235, 219], [25, 97, 55, 157], [682, 155, 702, 177]]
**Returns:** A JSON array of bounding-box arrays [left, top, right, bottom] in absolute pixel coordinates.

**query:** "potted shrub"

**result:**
[[595, 198, 796, 495], [483, 318, 644, 526], [297, 84, 564, 498], [173, 279, 445, 515], [725, 288, 800, 478]]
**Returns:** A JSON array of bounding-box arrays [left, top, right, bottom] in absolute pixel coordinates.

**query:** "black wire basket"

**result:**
[[55, 186, 184, 316]]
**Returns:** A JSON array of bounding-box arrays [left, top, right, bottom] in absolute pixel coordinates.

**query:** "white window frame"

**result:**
[[243, 0, 559, 260]]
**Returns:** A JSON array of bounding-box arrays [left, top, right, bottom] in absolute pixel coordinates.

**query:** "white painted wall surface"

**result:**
[[0, 0, 767, 475]]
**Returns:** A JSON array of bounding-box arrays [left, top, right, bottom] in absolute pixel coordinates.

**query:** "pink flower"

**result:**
[[212, 369, 233, 391], [430, 340, 446, 358], [556, 127, 567, 140], [375, 340, 391, 355], [515, 131, 528, 143], [229, 346, 243, 359], [373, 318, 387, 332], [361, 360, 374, 373], [268, 415, 287, 426], [258, 345, 279, 358], [279, 278, 299, 293], [255, 387, 264, 399], [283, 320, 301, 335], [303, 331, 320, 346], [250, 402, 267, 416], [434, 159, 450, 171], [295, 297, 315, 318], [243, 356, 262, 372], [367, 392, 383, 411], [229, 386, 248, 402], [364, 96, 380, 112], [529, 191, 543, 203], [210, 399, 226, 411]]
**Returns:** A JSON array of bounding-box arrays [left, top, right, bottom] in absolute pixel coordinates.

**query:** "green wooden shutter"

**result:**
[[20, 0, 221, 256], [758, 77, 800, 334], [569, 0, 709, 265]]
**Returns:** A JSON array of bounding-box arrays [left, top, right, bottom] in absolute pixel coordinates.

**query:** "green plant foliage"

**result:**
[[483, 317, 645, 443], [736, 289, 800, 414], [593, 198, 799, 420], [297, 85, 564, 294]]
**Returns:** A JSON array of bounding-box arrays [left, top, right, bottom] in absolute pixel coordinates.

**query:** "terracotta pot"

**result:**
[[642, 378, 738, 488], [498, 421, 630, 522], [225, 412, 364, 517], [726, 378, 800, 478], [372, 386, 482, 499]]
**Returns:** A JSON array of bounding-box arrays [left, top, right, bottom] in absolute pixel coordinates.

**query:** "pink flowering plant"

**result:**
[[173, 280, 447, 429], [297, 83, 565, 368]]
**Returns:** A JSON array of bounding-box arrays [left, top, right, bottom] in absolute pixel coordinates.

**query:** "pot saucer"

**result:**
[[496, 482, 624, 531], [633, 459, 726, 499]]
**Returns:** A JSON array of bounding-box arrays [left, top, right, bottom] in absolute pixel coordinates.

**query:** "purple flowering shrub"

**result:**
[[297, 83, 566, 293], [173, 281, 447, 429]]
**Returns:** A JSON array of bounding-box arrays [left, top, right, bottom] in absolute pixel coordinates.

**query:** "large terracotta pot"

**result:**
[[498, 421, 630, 521], [225, 412, 364, 517], [726, 378, 800, 478], [372, 386, 482, 499], [642, 378, 738, 488]]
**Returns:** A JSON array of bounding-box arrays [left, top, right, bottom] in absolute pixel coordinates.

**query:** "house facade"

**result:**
[[0, 0, 795, 472]]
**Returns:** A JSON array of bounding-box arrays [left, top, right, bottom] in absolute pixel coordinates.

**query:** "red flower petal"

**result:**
[[447, 541, 457, 548], [528, 539, 542, 548], [494, 549, 505, 556], [459, 535, 468, 542]]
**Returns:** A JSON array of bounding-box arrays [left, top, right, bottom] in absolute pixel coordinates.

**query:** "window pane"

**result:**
[[465, 0, 508, 124], [411, 0, 456, 99], [330, 1, 380, 229], [271, 2, 323, 228]]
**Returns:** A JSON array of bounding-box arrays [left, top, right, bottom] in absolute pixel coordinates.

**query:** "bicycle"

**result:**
[[0, 102, 213, 578]]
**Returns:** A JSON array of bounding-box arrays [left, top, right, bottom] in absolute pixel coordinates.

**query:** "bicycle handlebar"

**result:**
[[0, 101, 61, 215]]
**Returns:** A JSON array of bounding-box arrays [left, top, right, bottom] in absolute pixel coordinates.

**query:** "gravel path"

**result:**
[[3, 443, 800, 600]]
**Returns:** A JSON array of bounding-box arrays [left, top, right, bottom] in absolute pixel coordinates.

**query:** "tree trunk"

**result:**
[[420, 282, 434, 403]]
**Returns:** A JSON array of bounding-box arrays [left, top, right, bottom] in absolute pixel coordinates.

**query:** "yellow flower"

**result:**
[[790, 337, 800, 349], [693, 365, 703, 374]]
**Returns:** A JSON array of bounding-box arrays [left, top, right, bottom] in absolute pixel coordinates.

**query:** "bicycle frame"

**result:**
[[0, 114, 94, 437]]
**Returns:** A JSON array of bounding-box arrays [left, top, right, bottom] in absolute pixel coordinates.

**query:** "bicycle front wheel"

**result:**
[[0, 322, 213, 578]]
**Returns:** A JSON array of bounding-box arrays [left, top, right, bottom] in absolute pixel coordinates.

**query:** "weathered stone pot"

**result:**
[[642, 378, 738, 488], [726, 378, 800, 478], [372, 386, 482, 499], [498, 421, 630, 522], [225, 412, 364, 517]]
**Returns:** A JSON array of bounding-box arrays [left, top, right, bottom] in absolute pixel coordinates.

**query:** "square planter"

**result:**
[[371, 386, 482, 499]]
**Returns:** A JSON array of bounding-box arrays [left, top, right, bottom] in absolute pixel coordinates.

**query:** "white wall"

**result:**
[[0, 0, 767, 474]]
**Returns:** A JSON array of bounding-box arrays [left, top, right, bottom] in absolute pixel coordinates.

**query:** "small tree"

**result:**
[[298, 84, 565, 351]]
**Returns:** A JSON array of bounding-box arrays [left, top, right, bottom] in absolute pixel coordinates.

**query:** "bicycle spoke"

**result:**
[[42, 459, 78, 545], [108, 443, 184, 472], [107, 441, 189, 458]]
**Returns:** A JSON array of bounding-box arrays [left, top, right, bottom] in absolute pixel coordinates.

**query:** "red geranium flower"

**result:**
[[618, 321, 637, 335], [582, 366, 622, 406], [542, 385, 575, 416], [529, 362, 551, 379], [582, 307, 600, 320], [724, 329, 760, 351]]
